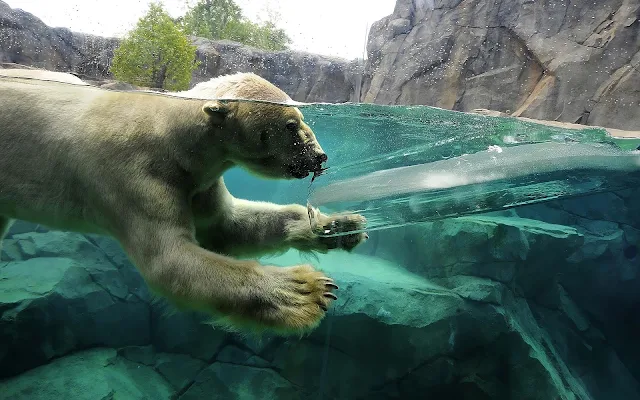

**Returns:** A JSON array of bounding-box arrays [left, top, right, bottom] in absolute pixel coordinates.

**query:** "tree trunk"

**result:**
[[154, 64, 167, 89]]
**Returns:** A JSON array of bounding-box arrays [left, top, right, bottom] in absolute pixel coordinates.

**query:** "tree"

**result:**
[[110, 2, 199, 91], [179, 0, 242, 40], [179, 0, 292, 51]]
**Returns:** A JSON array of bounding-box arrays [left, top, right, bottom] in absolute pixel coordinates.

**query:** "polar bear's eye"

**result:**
[[286, 121, 299, 132]]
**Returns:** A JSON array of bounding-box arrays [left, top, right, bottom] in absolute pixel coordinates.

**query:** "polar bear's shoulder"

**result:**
[[173, 72, 294, 104]]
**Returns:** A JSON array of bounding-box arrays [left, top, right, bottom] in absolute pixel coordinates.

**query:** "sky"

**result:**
[[4, 0, 396, 60]]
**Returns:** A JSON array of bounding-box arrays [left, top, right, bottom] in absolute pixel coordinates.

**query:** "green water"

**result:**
[[224, 102, 640, 235], [3, 98, 640, 400]]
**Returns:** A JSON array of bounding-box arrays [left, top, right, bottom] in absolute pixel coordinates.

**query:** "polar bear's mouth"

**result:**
[[311, 167, 328, 183], [288, 164, 312, 179], [287, 153, 327, 180], [288, 161, 327, 179]]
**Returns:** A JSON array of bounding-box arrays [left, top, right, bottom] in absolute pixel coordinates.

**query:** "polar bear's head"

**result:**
[[220, 101, 326, 180], [185, 73, 328, 180]]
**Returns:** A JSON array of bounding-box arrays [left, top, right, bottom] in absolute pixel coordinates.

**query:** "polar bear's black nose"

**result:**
[[316, 153, 328, 164]]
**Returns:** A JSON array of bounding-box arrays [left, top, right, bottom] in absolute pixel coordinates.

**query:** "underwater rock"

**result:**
[[254, 251, 626, 400], [150, 302, 227, 362], [370, 215, 585, 296], [154, 352, 207, 393], [448, 276, 505, 304], [362, 0, 640, 130], [0, 231, 151, 378], [1, 233, 639, 398], [178, 362, 305, 400], [0, 348, 175, 400], [511, 190, 640, 376], [0, 208, 638, 398], [216, 345, 271, 368]]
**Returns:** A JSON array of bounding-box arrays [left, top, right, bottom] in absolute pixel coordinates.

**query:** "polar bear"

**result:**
[[0, 70, 367, 334], [0, 67, 89, 85]]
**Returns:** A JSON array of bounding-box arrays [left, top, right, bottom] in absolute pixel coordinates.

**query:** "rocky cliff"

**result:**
[[0, 1, 117, 79], [362, 0, 640, 130], [0, 0, 362, 103]]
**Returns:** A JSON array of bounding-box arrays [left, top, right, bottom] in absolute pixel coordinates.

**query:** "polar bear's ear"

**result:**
[[202, 101, 231, 125]]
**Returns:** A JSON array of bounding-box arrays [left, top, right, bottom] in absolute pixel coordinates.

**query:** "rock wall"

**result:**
[[189, 38, 363, 103], [362, 0, 640, 130], [0, 1, 117, 79], [0, 0, 362, 103], [1, 216, 639, 399], [3, 192, 640, 399]]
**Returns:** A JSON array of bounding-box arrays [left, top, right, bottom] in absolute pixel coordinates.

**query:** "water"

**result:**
[[2, 89, 640, 399], [223, 102, 640, 236]]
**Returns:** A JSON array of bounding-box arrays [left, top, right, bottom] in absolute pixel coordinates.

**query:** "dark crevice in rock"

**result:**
[[171, 336, 230, 399], [82, 235, 123, 270], [559, 1, 569, 33], [502, 26, 547, 74], [84, 270, 119, 304], [369, 354, 459, 394], [98, 390, 115, 400], [303, 331, 362, 360], [456, 25, 501, 29], [555, 204, 632, 228]]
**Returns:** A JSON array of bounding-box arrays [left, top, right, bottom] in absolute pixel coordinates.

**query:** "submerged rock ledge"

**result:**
[[2, 205, 640, 399]]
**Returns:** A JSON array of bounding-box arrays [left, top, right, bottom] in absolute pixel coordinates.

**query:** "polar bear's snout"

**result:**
[[288, 152, 327, 179], [302, 142, 328, 173], [316, 152, 328, 164], [310, 148, 328, 170]]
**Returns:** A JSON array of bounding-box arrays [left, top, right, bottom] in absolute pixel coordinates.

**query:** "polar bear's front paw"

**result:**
[[254, 264, 338, 333], [311, 211, 368, 252]]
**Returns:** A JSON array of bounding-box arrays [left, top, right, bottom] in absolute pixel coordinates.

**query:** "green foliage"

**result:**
[[110, 2, 199, 91], [179, 0, 292, 51], [222, 19, 292, 51], [179, 0, 241, 39]]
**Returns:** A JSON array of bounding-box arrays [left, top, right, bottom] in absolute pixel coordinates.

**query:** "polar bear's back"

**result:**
[[175, 72, 292, 103], [0, 68, 88, 86]]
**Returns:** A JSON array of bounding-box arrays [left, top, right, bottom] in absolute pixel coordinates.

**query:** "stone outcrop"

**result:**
[[0, 1, 118, 79], [3, 206, 640, 398], [0, 0, 361, 103], [0, 228, 152, 378], [189, 38, 363, 103], [361, 187, 640, 400], [362, 0, 640, 130]]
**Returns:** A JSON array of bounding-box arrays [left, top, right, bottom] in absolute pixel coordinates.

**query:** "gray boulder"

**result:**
[[189, 38, 363, 103], [0, 228, 151, 378], [1, 225, 639, 398], [361, 0, 640, 130], [0, 1, 117, 79], [0, 348, 177, 400]]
